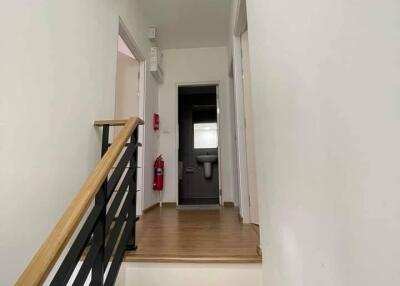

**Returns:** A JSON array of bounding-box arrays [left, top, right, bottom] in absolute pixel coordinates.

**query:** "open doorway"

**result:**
[[114, 35, 139, 121], [178, 85, 220, 205], [114, 19, 146, 215]]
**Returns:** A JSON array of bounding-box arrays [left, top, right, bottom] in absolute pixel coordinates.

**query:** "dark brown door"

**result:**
[[178, 86, 219, 205]]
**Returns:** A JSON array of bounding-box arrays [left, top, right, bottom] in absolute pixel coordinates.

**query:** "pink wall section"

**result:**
[[118, 35, 135, 59]]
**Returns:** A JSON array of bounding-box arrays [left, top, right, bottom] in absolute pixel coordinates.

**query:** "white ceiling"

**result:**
[[139, 0, 232, 50]]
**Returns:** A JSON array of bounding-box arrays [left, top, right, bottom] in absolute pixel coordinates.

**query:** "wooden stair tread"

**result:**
[[123, 253, 262, 263]]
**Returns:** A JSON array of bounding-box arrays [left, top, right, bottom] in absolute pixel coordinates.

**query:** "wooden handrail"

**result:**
[[94, 119, 127, 126], [16, 117, 143, 286]]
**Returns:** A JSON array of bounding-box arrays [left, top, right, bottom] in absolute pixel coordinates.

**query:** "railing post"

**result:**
[[92, 125, 109, 285], [127, 128, 138, 250]]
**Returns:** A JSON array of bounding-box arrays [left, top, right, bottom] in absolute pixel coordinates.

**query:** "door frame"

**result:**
[[231, 0, 252, 223], [117, 18, 147, 215], [175, 81, 222, 205]]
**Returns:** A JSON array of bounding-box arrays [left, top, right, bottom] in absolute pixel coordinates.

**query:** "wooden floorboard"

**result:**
[[124, 206, 262, 263]]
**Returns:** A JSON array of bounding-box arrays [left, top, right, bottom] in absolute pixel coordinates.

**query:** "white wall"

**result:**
[[0, 1, 158, 284], [246, 0, 400, 285], [143, 69, 160, 209], [158, 47, 237, 204], [122, 263, 261, 286]]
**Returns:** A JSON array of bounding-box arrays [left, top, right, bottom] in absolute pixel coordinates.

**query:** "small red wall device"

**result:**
[[153, 113, 160, 130]]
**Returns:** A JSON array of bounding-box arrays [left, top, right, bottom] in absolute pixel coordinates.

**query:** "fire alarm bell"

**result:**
[[153, 113, 160, 130]]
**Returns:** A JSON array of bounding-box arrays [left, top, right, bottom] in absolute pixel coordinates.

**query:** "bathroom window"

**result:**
[[193, 123, 218, 149]]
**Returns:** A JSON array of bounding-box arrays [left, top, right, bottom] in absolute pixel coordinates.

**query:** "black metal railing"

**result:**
[[49, 124, 139, 286]]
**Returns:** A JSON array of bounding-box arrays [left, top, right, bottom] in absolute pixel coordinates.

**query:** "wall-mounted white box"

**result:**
[[148, 27, 157, 42]]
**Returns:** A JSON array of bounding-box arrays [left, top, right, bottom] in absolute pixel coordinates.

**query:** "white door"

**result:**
[[241, 31, 259, 224]]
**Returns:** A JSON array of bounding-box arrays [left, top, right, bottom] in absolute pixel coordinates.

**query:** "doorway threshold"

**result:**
[[177, 204, 221, 210]]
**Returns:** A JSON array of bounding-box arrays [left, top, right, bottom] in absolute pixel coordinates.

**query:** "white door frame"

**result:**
[[228, 60, 241, 208], [232, 0, 251, 223], [175, 81, 222, 205], [118, 18, 147, 215]]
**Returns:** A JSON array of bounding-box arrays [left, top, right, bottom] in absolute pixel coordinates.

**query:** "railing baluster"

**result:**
[[92, 125, 109, 285], [127, 128, 138, 250], [101, 125, 110, 157]]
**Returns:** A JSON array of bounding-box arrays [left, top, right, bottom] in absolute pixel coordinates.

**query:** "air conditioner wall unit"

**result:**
[[148, 27, 157, 42], [150, 47, 163, 83]]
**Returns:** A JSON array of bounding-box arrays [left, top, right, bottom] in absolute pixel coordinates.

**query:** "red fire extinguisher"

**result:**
[[153, 155, 164, 191]]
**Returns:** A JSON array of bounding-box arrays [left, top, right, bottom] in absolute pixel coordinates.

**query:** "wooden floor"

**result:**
[[124, 205, 262, 263]]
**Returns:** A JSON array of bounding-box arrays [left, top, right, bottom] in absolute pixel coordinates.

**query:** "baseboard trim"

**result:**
[[143, 202, 178, 213], [143, 203, 159, 213], [223, 202, 235, 207], [251, 223, 259, 234], [256, 246, 262, 257], [161, 202, 177, 207]]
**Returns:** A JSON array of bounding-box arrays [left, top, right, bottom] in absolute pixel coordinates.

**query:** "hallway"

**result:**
[[125, 206, 261, 263]]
